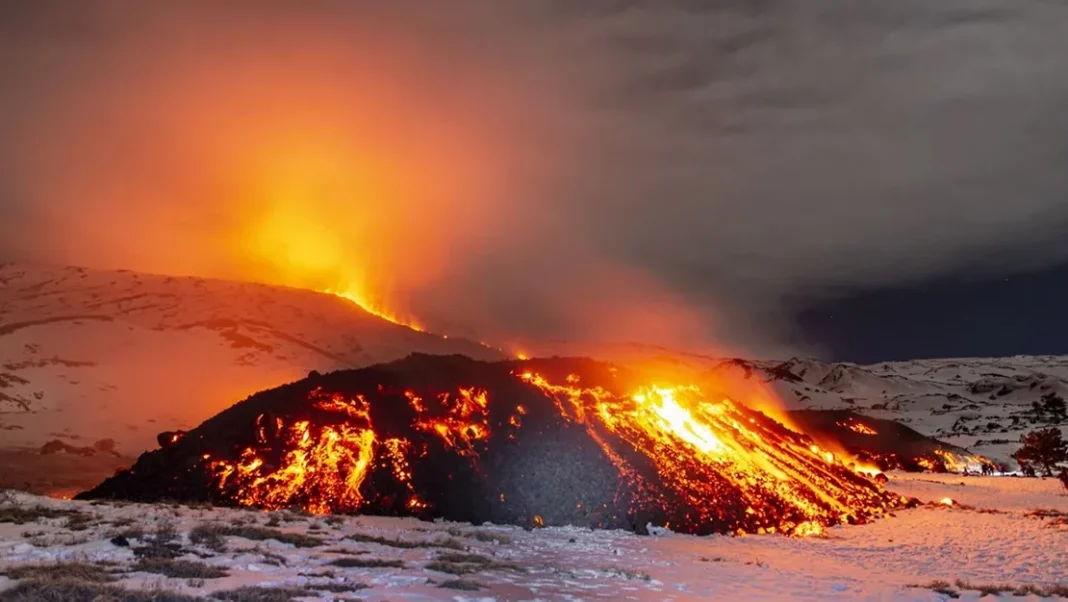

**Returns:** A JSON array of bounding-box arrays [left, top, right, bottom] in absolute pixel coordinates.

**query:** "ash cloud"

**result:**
[[2, 0, 1068, 358]]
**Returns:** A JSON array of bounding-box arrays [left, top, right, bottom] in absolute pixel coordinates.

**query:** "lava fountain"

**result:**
[[77, 355, 907, 536]]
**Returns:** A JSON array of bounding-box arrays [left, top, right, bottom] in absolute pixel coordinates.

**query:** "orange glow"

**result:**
[[204, 366, 897, 534], [852, 461, 884, 477], [939, 497, 954, 506], [517, 371, 892, 537], [837, 420, 878, 435]]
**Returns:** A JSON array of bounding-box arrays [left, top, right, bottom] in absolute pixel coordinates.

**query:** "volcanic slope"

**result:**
[[719, 356, 1068, 467], [544, 346, 1068, 468], [78, 354, 903, 537], [0, 263, 500, 493]]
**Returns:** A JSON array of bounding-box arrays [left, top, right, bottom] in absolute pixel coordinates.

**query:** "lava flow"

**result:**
[[77, 355, 906, 536]]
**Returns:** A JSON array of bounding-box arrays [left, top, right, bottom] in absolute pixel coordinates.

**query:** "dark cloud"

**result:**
[[2, 1, 1067, 357]]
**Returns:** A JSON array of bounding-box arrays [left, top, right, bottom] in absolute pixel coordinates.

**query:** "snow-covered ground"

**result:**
[[1, 473, 1064, 601]]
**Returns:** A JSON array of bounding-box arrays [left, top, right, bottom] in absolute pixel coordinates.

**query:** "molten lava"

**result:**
[[837, 419, 878, 435], [78, 356, 906, 536], [327, 288, 425, 331], [517, 372, 893, 536]]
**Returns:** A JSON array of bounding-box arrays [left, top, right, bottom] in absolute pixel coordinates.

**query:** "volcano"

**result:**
[[77, 354, 905, 536]]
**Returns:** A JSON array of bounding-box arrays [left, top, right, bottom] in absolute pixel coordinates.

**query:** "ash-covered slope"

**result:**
[[0, 263, 501, 493], [78, 354, 902, 536]]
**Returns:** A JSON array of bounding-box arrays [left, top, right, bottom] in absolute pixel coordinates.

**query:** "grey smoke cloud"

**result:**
[[2, 0, 1068, 357]]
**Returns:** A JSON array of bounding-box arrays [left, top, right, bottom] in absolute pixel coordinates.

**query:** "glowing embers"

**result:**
[[836, 419, 878, 435], [209, 420, 376, 515], [410, 387, 490, 457], [208, 392, 379, 514], [517, 371, 894, 537]]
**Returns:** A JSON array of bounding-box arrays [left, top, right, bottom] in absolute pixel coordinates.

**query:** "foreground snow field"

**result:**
[[1, 474, 1064, 601]]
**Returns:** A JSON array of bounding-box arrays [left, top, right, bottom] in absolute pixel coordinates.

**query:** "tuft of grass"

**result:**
[[438, 578, 483, 591], [425, 551, 522, 576], [468, 530, 511, 545], [190, 523, 324, 550], [133, 557, 229, 579], [953, 579, 1068, 598], [0, 580, 199, 602], [64, 513, 96, 532], [907, 580, 959, 598], [328, 557, 405, 569], [346, 531, 464, 550], [210, 586, 318, 602], [1, 561, 118, 583], [306, 581, 370, 593], [0, 503, 88, 526]]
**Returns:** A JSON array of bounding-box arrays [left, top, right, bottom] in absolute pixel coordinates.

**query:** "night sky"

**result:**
[[793, 261, 1068, 363], [2, 1, 1068, 363]]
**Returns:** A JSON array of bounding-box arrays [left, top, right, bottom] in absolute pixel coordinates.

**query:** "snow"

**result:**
[[1, 473, 1064, 601]]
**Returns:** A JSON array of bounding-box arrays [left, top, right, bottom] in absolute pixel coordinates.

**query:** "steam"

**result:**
[[2, 1, 1068, 357]]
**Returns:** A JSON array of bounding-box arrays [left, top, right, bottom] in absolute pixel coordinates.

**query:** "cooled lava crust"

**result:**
[[77, 354, 904, 535]]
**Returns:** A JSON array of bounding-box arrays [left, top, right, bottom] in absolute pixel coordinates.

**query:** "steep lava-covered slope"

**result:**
[[79, 354, 904, 536]]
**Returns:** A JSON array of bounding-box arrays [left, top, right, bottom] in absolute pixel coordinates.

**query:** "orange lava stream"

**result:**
[[518, 371, 893, 536], [205, 372, 898, 535], [326, 288, 425, 332], [837, 419, 878, 435]]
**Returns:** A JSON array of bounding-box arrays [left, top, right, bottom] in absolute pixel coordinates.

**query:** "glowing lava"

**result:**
[[518, 370, 896, 537], [327, 288, 425, 331], [837, 419, 878, 435], [84, 357, 907, 536]]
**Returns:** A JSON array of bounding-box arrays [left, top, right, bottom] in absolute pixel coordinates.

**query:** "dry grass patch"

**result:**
[[954, 579, 1068, 598], [0, 502, 89, 526], [0, 580, 199, 602], [190, 523, 324, 550], [328, 557, 405, 569], [438, 578, 483, 591], [210, 585, 319, 601], [468, 530, 511, 545], [306, 581, 370, 593], [132, 557, 229, 579], [1, 561, 118, 583], [425, 551, 522, 576], [345, 531, 463, 550], [907, 580, 959, 598]]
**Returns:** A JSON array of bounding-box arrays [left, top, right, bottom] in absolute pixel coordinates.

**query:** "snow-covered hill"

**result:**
[[707, 355, 1068, 467], [0, 263, 502, 493]]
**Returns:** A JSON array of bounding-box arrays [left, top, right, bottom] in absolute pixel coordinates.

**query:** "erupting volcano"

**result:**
[[78, 355, 906, 536]]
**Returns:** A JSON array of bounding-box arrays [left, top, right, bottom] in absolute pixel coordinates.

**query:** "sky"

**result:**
[[2, 0, 1068, 362]]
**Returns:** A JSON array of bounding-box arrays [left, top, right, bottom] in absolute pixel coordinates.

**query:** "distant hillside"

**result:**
[[0, 263, 502, 493], [706, 355, 1068, 467]]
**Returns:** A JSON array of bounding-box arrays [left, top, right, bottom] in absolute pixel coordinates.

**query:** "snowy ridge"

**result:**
[[727, 356, 1068, 466], [0, 263, 501, 493]]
